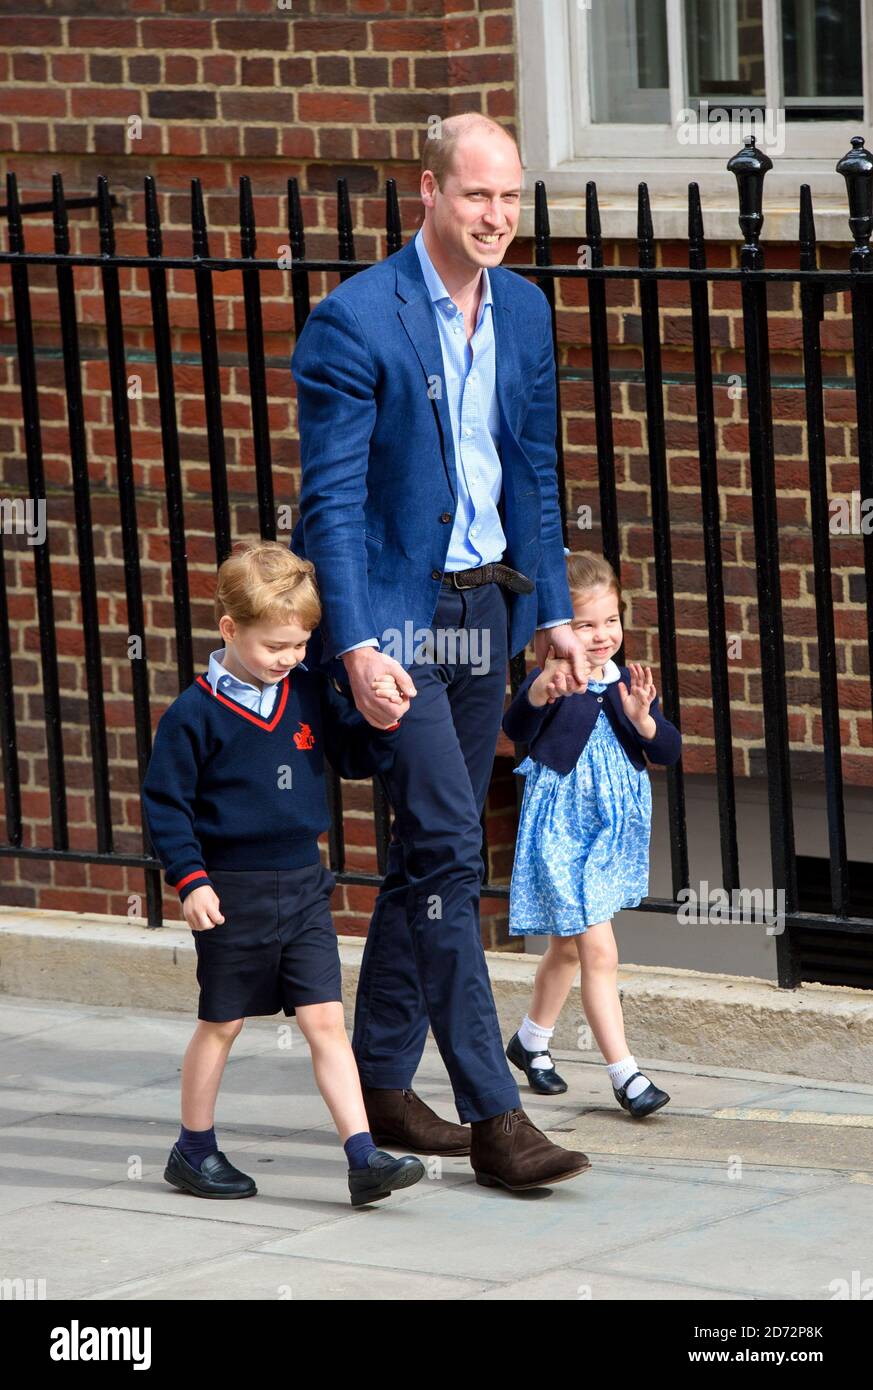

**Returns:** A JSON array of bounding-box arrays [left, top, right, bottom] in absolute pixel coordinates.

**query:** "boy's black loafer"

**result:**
[[348, 1149, 425, 1207], [164, 1144, 257, 1198], [505, 1031, 568, 1095], [613, 1073, 670, 1118]]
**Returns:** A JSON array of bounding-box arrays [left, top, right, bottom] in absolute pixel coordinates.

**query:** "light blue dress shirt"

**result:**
[[338, 229, 571, 656], [414, 225, 506, 572], [206, 647, 306, 719]]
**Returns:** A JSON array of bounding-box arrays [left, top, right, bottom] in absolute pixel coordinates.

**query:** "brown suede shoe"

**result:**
[[362, 1086, 471, 1156], [470, 1108, 591, 1191]]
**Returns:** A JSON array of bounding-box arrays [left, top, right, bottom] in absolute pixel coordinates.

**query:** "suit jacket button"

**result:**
[[597, 695, 603, 702], [431, 569, 441, 580], [440, 513, 452, 523]]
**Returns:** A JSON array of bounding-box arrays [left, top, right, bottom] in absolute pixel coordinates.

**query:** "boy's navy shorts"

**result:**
[[192, 862, 342, 1022]]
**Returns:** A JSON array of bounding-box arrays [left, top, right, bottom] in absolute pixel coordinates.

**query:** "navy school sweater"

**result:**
[[141, 667, 400, 902], [502, 664, 682, 774]]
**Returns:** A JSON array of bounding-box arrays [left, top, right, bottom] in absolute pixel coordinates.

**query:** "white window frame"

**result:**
[[517, 0, 873, 238]]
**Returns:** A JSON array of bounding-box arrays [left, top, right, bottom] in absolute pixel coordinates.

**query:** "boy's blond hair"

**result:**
[[213, 540, 321, 632], [566, 551, 626, 618]]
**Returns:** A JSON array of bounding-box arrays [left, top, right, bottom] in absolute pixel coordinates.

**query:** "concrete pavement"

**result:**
[[1, 993, 872, 1301]]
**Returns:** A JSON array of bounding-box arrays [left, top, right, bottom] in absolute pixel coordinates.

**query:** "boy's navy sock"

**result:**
[[177, 1124, 218, 1171], [343, 1130, 378, 1170]]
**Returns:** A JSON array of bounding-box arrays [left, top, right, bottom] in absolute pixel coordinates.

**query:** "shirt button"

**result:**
[[597, 695, 603, 703], [440, 512, 452, 523], [431, 569, 441, 580]]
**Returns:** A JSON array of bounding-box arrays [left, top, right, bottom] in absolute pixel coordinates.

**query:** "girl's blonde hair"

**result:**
[[566, 551, 626, 617], [213, 540, 321, 632]]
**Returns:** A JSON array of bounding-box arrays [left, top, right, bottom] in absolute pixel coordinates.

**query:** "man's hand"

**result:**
[[529, 645, 588, 707], [342, 647, 417, 727], [183, 884, 225, 932], [533, 624, 588, 691]]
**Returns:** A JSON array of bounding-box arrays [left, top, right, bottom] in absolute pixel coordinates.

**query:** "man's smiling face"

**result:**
[[421, 128, 522, 276]]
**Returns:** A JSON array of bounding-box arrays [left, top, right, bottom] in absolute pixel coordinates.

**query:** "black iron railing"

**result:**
[[1, 137, 872, 988]]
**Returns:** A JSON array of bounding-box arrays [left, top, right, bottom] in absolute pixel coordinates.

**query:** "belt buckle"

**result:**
[[451, 568, 478, 590]]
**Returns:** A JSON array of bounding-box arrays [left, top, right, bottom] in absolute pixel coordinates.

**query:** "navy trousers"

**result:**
[[351, 578, 521, 1123]]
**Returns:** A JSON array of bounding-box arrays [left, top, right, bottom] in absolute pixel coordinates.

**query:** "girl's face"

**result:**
[[570, 585, 622, 676]]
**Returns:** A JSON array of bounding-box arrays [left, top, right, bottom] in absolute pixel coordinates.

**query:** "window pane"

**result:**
[[686, 0, 766, 106], [781, 0, 863, 119], [589, 0, 671, 123]]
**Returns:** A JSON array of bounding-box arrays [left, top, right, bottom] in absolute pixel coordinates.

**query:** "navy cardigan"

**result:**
[[502, 664, 682, 774]]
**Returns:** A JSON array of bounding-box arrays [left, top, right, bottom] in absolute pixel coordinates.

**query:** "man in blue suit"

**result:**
[[291, 114, 591, 1192]]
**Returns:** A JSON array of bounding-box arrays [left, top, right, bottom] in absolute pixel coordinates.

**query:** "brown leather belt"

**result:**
[[441, 562, 534, 594]]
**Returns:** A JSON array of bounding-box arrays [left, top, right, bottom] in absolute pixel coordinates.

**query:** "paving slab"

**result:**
[[588, 1183, 873, 1301], [2, 994, 871, 1302], [98, 1250, 492, 1301], [0, 1200, 283, 1301], [256, 1168, 771, 1283]]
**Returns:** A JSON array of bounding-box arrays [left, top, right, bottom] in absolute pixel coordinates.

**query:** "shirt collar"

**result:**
[[206, 647, 306, 697], [414, 226, 493, 316], [588, 658, 622, 688]]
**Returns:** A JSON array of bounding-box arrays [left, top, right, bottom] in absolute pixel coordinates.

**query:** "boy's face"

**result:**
[[218, 615, 311, 689]]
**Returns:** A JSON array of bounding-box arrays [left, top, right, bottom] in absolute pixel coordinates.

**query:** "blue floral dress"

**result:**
[[508, 665, 653, 935]]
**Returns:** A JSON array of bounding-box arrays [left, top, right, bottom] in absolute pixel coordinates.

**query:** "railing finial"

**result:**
[[727, 134, 772, 266], [836, 134, 873, 270]]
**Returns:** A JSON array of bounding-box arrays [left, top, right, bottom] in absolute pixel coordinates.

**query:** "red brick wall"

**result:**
[[0, 1, 868, 932]]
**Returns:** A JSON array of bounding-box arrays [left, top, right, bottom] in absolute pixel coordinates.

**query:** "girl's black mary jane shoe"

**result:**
[[505, 1031, 569, 1095], [613, 1072, 670, 1117]]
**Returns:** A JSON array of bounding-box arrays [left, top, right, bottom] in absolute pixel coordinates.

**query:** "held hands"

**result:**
[[529, 652, 659, 741], [183, 884, 225, 932], [617, 661, 658, 738], [532, 624, 588, 690], [529, 645, 589, 707], [343, 647, 416, 728], [370, 673, 404, 704]]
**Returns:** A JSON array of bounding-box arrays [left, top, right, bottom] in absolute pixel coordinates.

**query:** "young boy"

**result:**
[[141, 540, 423, 1207]]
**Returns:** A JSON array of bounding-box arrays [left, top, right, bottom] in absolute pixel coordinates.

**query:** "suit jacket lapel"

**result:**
[[488, 268, 519, 431], [394, 242, 457, 501]]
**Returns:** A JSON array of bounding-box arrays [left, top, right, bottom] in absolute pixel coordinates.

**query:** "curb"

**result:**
[[2, 907, 871, 1083]]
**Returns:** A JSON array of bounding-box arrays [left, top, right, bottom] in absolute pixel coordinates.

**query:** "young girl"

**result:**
[[501, 552, 682, 1117]]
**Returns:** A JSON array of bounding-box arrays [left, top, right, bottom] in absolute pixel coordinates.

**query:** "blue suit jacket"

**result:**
[[290, 237, 573, 671], [502, 665, 682, 773]]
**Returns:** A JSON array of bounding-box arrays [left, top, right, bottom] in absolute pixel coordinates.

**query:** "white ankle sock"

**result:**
[[518, 1014, 555, 1070], [607, 1055, 650, 1099]]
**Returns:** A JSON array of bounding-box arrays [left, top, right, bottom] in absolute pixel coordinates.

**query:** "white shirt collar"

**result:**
[[206, 647, 306, 697], [589, 658, 622, 685], [204, 647, 303, 717]]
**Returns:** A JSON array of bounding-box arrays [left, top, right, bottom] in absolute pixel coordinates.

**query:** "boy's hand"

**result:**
[[617, 661, 657, 737], [370, 673, 404, 705], [183, 884, 225, 932], [343, 647, 415, 728]]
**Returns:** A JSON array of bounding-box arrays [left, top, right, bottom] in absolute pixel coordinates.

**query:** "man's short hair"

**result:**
[[420, 113, 518, 190]]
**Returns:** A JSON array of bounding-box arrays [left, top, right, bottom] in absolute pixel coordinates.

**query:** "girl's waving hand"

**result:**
[[617, 662, 657, 735]]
